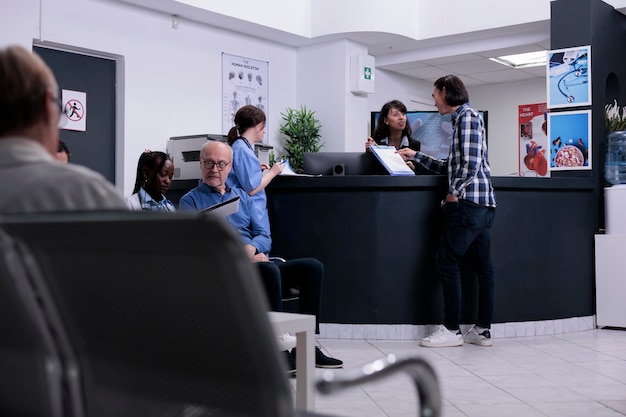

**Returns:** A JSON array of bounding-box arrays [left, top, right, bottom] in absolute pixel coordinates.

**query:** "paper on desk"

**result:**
[[279, 159, 320, 177], [369, 146, 415, 176]]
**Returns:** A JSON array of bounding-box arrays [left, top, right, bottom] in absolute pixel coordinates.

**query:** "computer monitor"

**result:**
[[303, 152, 388, 176], [371, 110, 488, 160]]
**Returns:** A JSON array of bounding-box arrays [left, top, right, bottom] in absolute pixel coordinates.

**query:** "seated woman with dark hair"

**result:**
[[126, 150, 175, 212]]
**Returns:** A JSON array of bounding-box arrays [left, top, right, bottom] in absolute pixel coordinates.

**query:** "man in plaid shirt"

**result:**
[[398, 74, 496, 348]]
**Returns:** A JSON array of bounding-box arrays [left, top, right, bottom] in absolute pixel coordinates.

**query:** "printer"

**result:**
[[167, 134, 274, 179], [167, 134, 227, 180]]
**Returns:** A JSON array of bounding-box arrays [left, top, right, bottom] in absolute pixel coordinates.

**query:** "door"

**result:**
[[33, 45, 117, 184]]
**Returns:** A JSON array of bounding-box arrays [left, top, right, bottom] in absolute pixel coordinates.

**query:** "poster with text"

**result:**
[[518, 103, 549, 177], [222, 53, 268, 140], [546, 45, 591, 109], [548, 110, 592, 171]]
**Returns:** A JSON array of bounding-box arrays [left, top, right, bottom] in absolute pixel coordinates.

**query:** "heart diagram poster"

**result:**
[[518, 103, 550, 177]]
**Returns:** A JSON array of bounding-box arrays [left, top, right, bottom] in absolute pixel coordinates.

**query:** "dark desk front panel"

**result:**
[[266, 176, 597, 325]]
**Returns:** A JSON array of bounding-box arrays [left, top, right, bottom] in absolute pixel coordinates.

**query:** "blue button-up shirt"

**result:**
[[178, 182, 272, 255]]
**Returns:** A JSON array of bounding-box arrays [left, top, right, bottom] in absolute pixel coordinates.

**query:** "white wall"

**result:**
[[0, 0, 297, 197], [296, 40, 370, 153], [1, 0, 549, 191], [471, 78, 547, 175]]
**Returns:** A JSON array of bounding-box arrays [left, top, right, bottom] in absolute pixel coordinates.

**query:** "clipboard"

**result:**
[[369, 146, 415, 176], [199, 196, 240, 218]]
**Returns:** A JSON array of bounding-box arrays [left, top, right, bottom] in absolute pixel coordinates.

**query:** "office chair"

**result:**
[[0, 229, 66, 417], [1, 211, 441, 417], [1, 211, 293, 417]]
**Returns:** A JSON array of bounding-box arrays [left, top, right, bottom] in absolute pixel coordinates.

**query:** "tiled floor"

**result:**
[[297, 328, 626, 417]]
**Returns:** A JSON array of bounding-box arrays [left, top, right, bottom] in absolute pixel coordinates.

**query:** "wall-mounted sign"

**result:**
[[61, 89, 87, 132]]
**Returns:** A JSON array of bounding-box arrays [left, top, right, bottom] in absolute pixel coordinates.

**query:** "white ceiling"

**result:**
[[115, 0, 626, 87]]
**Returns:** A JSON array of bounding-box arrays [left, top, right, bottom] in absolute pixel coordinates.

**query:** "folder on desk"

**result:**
[[199, 196, 240, 218], [369, 146, 415, 176]]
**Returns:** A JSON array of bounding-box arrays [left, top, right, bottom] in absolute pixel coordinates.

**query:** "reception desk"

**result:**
[[266, 175, 598, 325]]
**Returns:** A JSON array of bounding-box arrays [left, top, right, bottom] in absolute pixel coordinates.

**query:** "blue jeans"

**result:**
[[437, 200, 496, 331]]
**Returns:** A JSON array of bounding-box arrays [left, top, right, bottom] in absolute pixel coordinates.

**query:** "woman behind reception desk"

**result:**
[[366, 100, 421, 152], [366, 100, 421, 172]]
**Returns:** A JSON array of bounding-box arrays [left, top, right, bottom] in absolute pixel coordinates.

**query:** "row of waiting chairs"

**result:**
[[0, 211, 441, 417]]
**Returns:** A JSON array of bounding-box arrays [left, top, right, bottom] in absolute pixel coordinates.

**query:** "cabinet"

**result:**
[[595, 235, 626, 328]]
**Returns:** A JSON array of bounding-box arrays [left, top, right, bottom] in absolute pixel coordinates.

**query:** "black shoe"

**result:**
[[282, 350, 296, 376], [292, 346, 344, 369]]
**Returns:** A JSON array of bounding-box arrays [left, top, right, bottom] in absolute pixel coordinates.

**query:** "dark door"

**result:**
[[34, 45, 117, 184]]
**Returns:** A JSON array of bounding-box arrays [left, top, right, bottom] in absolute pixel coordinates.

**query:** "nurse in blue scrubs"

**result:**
[[227, 105, 283, 230]]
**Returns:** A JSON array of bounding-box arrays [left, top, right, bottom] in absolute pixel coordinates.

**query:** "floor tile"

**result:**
[[308, 328, 626, 417]]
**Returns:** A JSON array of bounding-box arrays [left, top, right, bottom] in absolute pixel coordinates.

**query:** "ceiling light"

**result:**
[[489, 51, 546, 69]]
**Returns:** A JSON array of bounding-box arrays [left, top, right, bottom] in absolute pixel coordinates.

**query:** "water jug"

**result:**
[[605, 131, 626, 185]]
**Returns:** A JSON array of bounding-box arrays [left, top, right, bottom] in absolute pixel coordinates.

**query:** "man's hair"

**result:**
[[201, 139, 233, 159], [0, 45, 56, 137], [434, 74, 469, 107]]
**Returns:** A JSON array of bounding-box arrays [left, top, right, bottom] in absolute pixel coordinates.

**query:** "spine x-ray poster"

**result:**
[[222, 53, 269, 137]]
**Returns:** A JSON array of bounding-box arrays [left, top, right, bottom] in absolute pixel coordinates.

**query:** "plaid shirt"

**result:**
[[414, 103, 496, 207]]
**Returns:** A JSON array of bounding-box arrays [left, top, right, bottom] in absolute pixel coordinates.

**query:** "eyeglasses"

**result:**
[[201, 159, 231, 170]]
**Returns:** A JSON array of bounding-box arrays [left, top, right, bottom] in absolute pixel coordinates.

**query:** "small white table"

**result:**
[[268, 311, 316, 411]]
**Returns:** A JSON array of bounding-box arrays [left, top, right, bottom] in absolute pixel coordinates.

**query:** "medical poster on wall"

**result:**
[[518, 103, 549, 177], [221, 53, 269, 138], [547, 110, 592, 171], [546, 45, 591, 109]]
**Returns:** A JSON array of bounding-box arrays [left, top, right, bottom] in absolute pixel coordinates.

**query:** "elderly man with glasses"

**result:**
[[0, 45, 125, 213], [179, 140, 343, 373]]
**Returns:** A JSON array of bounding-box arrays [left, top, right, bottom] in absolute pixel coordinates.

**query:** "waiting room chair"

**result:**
[[0, 228, 71, 417], [0, 230, 80, 417], [0, 211, 441, 417]]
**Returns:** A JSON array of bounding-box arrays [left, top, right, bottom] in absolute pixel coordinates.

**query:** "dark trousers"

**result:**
[[436, 200, 496, 331], [256, 258, 323, 334]]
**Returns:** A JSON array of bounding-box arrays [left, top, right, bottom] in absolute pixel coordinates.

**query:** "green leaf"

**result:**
[[278, 105, 324, 173]]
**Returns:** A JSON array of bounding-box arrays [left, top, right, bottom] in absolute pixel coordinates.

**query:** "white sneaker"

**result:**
[[276, 333, 296, 351], [464, 325, 492, 347], [419, 325, 463, 348]]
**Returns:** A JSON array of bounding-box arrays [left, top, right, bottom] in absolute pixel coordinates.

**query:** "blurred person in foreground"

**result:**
[[0, 45, 125, 213]]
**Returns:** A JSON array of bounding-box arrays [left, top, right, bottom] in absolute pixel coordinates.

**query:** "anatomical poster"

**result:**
[[546, 45, 591, 109], [221, 53, 268, 139], [518, 103, 550, 177], [547, 110, 592, 171]]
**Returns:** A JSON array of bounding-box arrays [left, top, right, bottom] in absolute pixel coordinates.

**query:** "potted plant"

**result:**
[[279, 106, 324, 173]]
